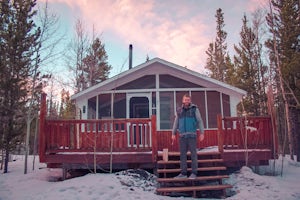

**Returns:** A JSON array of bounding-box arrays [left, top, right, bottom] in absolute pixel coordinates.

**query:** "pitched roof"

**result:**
[[71, 57, 246, 100]]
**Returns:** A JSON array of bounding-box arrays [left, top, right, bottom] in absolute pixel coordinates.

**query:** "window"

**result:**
[[98, 94, 111, 119], [88, 96, 96, 119], [191, 91, 207, 129], [159, 92, 174, 129], [207, 91, 221, 128], [159, 74, 203, 88], [116, 75, 155, 89], [222, 93, 231, 117], [113, 93, 126, 118]]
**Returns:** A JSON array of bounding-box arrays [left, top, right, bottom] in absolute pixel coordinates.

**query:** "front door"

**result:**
[[126, 93, 152, 147], [127, 93, 152, 119]]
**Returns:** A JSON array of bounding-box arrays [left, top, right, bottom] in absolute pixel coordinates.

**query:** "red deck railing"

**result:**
[[217, 114, 277, 156], [38, 93, 277, 165]]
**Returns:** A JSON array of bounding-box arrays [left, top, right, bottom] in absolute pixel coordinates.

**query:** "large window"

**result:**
[[222, 93, 230, 117], [159, 92, 174, 129], [98, 94, 111, 119], [191, 91, 207, 129], [113, 93, 126, 118], [159, 74, 203, 88], [88, 96, 97, 119], [175, 91, 189, 108], [116, 75, 155, 89], [207, 91, 221, 128]]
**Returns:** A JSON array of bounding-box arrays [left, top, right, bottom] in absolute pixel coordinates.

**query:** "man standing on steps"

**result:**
[[171, 94, 205, 179]]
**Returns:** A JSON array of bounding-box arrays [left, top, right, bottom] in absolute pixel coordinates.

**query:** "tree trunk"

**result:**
[[4, 148, 9, 173]]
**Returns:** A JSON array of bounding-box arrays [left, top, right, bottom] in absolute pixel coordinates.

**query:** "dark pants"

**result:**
[[179, 136, 198, 175]]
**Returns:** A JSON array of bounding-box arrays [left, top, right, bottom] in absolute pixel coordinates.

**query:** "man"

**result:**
[[171, 94, 205, 179]]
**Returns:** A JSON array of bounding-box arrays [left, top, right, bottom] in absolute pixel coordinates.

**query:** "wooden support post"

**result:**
[[151, 115, 158, 163], [217, 114, 224, 154], [38, 93, 47, 162]]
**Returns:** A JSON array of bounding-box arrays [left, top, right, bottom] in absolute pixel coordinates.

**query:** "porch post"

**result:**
[[151, 115, 158, 163], [217, 114, 224, 153], [38, 93, 47, 162]]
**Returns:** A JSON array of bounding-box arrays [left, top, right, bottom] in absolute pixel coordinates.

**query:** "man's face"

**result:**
[[182, 96, 191, 107]]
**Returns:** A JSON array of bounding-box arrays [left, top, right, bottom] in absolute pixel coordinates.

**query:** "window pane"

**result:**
[[160, 92, 174, 129], [98, 94, 111, 119], [207, 91, 221, 128], [175, 91, 189, 108], [159, 74, 203, 88], [222, 93, 230, 117], [113, 93, 126, 118], [88, 96, 97, 119], [116, 75, 155, 89], [191, 91, 207, 129]]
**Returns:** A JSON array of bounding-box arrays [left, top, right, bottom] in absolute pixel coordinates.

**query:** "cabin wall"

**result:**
[[75, 98, 87, 119], [230, 96, 241, 117]]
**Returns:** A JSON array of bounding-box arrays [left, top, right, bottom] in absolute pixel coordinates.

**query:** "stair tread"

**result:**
[[157, 158, 224, 164], [157, 175, 230, 182], [158, 151, 220, 157], [157, 166, 227, 173], [156, 184, 232, 193]]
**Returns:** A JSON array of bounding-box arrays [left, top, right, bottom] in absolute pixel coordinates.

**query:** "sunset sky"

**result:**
[[36, 0, 269, 94]]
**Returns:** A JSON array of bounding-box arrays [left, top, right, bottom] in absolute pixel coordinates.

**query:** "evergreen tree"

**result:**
[[234, 15, 261, 115], [205, 8, 230, 82], [266, 0, 300, 160], [59, 89, 75, 119], [0, 0, 41, 173], [82, 37, 112, 88]]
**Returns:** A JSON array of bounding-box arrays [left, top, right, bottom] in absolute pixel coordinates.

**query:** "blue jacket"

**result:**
[[172, 103, 204, 138]]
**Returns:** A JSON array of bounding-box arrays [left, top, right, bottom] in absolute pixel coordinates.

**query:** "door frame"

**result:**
[[126, 92, 152, 147], [126, 93, 152, 119]]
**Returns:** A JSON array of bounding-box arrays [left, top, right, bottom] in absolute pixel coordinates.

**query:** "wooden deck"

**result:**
[[38, 93, 278, 171]]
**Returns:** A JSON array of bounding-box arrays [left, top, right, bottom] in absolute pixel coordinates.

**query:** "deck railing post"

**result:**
[[217, 114, 224, 153], [38, 93, 47, 162], [151, 115, 157, 163]]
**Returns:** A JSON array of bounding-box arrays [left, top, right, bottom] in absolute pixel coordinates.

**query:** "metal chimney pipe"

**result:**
[[129, 44, 132, 69]]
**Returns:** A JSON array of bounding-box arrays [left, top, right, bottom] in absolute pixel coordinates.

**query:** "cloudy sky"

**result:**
[[37, 0, 269, 79]]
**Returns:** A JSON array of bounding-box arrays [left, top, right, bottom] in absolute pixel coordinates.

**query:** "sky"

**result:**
[[36, 0, 269, 79], [1, 154, 300, 199]]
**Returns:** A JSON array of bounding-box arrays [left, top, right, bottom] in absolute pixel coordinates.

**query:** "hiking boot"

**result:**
[[174, 173, 187, 179], [188, 173, 197, 179]]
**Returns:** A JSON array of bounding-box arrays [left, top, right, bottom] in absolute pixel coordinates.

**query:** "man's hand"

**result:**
[[199, 134, 204, 142], [171, 135, 176, 145]]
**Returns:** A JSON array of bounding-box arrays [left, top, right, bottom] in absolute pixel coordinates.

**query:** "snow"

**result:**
[[1, 155, 300, 200]]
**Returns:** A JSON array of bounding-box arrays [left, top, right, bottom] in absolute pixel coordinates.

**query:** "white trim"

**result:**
[[220, 92, 224, 117], [156, 74, 160, 130], [96, 95, 99, 119], [205, 91, 208, 128]]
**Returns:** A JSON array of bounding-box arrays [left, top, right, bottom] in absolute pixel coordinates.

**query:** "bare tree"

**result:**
[[24, 0, 65, 174], [65, 19, 90, 93]]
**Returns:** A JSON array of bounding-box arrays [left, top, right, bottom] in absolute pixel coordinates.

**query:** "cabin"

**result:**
[[38, 57, 278, 182]]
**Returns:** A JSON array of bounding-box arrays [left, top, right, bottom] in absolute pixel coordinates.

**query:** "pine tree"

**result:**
[[59, 89, 75, 119], [234, 15, 260, 115], [266, 0, 300, 161], [205, 8, 230, 82], [82, 37, 112, 88], [0, 0, 41, 173]]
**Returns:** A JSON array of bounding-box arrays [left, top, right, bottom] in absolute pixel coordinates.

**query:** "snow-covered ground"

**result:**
[[0, 155, 300, 200]]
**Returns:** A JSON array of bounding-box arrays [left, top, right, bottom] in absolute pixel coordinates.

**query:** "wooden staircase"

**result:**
[[156, 151, 232, 198]]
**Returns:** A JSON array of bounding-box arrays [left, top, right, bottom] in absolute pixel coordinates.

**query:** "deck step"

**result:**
[[157, 151, 221, 157], [157, 166, 227, 174], [157, 175, 229, 183], [157, 158, 224, 165], [156, 184, 232, 193]]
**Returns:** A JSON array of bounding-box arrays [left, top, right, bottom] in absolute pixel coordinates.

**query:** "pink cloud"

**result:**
[[246, 0, 269, 12], [40, 0, 211, 72], [39, 0, 270, 73]]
